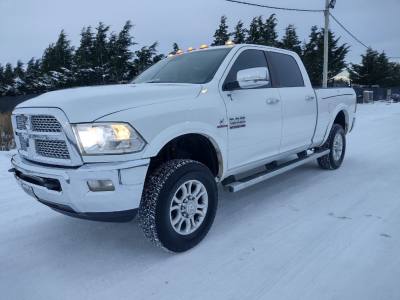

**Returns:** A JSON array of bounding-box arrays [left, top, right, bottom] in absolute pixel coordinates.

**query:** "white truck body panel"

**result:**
[[11, 44, 356, 217]]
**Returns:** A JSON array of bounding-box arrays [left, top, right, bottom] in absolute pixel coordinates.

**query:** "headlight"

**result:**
[[72, 123, 146, 155]]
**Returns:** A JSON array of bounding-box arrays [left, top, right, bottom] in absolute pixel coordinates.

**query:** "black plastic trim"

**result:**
[[37, 198, 137, 223]]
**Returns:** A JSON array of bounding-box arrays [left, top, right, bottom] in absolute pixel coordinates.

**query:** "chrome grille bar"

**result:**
[[12, 108, 82, 167]]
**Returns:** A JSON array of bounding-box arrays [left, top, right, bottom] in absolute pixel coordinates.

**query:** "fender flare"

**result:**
[[321, 106, 350, 145], [141, 122, 227, 177]]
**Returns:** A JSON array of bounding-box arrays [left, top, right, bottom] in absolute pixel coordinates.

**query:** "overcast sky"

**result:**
[[0, 0, 399, 66]]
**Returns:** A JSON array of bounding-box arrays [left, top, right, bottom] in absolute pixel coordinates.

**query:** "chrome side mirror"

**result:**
[[237, 67, 270, 89]]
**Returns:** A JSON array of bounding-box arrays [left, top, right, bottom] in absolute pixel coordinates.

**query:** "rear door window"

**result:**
[[266, 51, 304, 87]]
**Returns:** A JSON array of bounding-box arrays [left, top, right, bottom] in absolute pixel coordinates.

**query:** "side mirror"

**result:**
[[237, 67, 270, 89]]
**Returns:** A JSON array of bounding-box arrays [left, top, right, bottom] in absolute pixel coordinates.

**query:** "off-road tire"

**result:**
[[138, 159, 218, 252], [317, 124, 346, 170]]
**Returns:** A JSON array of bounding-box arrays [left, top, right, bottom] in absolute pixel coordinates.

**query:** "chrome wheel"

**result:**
[[169, 180, 208, 236], [332, 132, 344, 162]]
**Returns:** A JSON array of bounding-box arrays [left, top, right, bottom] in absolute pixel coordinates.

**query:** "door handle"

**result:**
[[305, 95, 315, 101], [266, 98, 280, 105]]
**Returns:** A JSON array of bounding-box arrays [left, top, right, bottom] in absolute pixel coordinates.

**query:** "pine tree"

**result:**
[[261, 14, 278, 46], [302, 26, 349, 86], [280, 25, 302, 55], [41, 30, 74, 89], [349, 48, 391, 86], [25, 58, 43, 93], [212, 16, 230, 46], [3, 63, 15, 95], [54, 30, 74, 70], [0, 64, 5, 96], [132, 42, 162, 76], [231, 20, 247, 44], [94, 22, 111, 83], [302, 26, 320, 85], [41, 44, 57, 74], [387, 63, 400, 87], [246, 16, 263, 44], [172, 42, 180, 53], [109, 21, 136, 83], [74, 26, 96, 85], [13, 60, 26, 94]]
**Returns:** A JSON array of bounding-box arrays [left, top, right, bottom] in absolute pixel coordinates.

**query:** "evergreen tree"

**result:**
[[302, 26, 320, 85], [212, 16, 230, 46], [74, 26, 96, 85], [387, 63, 400, 87], [13, 60, 26, 94], [302, 26, 349, 86], [172, 42, 180, 53], [349, 48, 392, 86], [41, 43, 57, 74], [261, 14, 278, 46], [109, 21, 136, 83], [132, 42, 163, 76], [41, 30, 74, 89], [231, 20, 247, 44], [246, 16, 263, 44], [0, 64, 5, 95], [25, 58, 44, 93], [93, 22, 111, 83], [3, 63, 15, 95], [280, 25, 302, 55], [54, 30, 74, 70]]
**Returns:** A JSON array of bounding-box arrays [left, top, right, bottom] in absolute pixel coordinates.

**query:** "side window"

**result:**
[[224, 49, 271, 90], [266, 51, 304, 87]]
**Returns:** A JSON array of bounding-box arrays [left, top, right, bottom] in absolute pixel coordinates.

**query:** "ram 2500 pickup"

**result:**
[[10, 44, 356, 252]]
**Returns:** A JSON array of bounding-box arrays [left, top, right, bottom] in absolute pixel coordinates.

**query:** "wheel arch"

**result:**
[[144, 130, 225, 179], [321, 107, 350, 145]]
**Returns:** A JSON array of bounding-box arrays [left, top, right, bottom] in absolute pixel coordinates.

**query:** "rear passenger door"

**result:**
[[266, 51, 317, 153]]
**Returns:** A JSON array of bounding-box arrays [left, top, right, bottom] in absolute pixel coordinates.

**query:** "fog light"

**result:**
[[87, 180, 115, 192]]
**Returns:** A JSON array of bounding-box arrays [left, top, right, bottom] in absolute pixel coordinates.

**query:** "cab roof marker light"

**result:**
[[188, 47, 195, 52], [199, 44, 209, 49], [176, 50, 184, 55], [225, 40, 235, 46]]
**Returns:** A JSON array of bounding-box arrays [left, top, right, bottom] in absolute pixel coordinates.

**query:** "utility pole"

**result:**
[[322, 0, 330, 88]]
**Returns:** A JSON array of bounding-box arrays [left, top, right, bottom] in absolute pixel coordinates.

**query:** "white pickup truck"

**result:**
[[10, 44, 356, 252]]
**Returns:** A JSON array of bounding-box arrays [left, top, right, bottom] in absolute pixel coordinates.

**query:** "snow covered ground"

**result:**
[[1, 102, 400, 300]]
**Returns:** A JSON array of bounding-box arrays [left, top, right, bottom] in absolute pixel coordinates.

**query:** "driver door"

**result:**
[[220, 49, 282, 170]]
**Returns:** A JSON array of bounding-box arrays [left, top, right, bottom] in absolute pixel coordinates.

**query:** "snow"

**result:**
[[1, 102, 400, 300]]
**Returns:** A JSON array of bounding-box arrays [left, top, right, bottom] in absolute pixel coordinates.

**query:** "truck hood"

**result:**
[[17, 84, 202, 123]]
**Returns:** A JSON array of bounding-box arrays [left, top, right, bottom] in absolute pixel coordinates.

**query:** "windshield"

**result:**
[[133, 48, 232, 84]]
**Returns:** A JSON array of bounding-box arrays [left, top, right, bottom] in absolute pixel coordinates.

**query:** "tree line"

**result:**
[[0, 16, 399, 97]]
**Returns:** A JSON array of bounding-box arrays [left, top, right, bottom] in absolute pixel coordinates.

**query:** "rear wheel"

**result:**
[[138, 159, 218, 252], [317, 124, 346, 170]]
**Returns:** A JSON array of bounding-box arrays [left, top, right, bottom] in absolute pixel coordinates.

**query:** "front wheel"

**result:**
[[317, 124, 346, 170], [138, 159, 218, 252]]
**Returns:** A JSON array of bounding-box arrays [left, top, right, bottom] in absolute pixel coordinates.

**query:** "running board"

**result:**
[[224, 149, 330, 193]]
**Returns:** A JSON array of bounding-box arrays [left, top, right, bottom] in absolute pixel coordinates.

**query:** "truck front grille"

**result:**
[[13, 113, 74, 164], [31, 115, 62, 132], [35, 140, 70, 159]]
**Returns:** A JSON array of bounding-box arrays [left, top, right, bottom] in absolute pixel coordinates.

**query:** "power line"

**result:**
[[226, 0, 398, 62], [329, 13, 369, 49], [225, 0, 323, 13]]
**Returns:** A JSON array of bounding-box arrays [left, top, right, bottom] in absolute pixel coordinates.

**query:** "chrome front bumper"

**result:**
[[11, 154, 149, 220]]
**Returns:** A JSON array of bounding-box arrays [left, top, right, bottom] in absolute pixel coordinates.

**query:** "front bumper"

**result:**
[[11, 154, 149, 222]]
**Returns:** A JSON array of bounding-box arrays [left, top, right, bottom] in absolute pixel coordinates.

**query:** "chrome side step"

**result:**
[[224, 149, 330, 192]]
